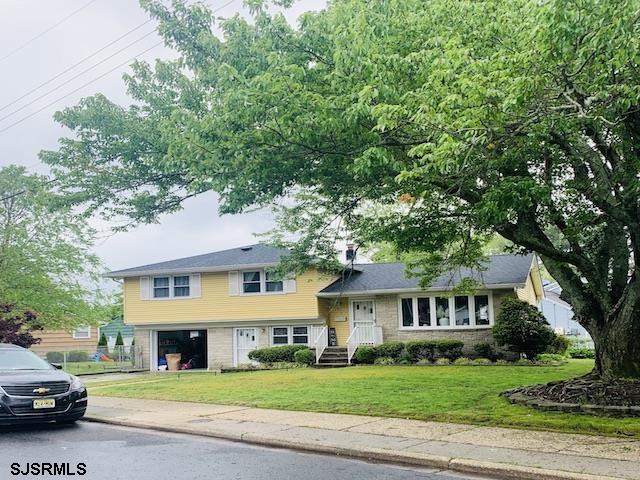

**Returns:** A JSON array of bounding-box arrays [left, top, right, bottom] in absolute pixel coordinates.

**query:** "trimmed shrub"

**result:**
[[434, 339, 464, 360], [67, 351, 89, 362], [46, 351, 64, 363], [493, 298, 555, 360], [98, 333, 108, 347], [375, 341, 405, 360], [496, 359, 510, 365], [115, 331, 124, 346], [353, 346, 377, 364], [374, 357, 396, 366], [416, 358, 431, 365], [435, 358, 451, 365], [472, 357, 493, 365], [293, 348, 315, 365], [535, 353, 567, 364], [248, 345, 308, 364], [453, 357, 472, 365], [568, 346, 595, 359], [405, 341, 437, 362], [398, 349, 413, 364], [546, 335, 570, 356], [515, 358, 533, 365], [473, 343, 498, 361]]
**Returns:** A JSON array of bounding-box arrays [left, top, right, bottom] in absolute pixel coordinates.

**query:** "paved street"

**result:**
[[0, 422, 485, 480]]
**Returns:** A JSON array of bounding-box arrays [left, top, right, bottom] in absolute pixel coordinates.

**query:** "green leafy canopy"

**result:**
[[0, 166, 110, 328], [42, 0, 640, 376]]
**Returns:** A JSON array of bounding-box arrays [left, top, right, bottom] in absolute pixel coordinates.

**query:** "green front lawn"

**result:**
[[89, 360, 640, 437], [63, 361, 125, 375]]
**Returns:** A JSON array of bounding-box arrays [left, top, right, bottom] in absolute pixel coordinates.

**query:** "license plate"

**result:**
[[33, 399, 55, 409]]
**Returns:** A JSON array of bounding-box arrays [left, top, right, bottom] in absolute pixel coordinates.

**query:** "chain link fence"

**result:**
[[38, 345, 144, 375]]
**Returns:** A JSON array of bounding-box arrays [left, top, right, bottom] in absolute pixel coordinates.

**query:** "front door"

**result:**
[[353, 300, 375, 328], [235, 328, 258, 366]]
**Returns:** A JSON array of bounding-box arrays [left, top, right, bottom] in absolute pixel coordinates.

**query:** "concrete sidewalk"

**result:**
[[86, 396, 640, 480]]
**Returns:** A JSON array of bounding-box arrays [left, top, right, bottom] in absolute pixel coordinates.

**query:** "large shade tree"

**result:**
[[42, 0, 640, 378], [0, 166, 105, 328]]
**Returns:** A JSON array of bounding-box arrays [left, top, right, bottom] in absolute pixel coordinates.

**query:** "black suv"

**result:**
[[0, 343, 87, 425]]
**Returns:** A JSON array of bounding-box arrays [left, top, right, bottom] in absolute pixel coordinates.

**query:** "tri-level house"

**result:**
[[105, 244, 544, 370]]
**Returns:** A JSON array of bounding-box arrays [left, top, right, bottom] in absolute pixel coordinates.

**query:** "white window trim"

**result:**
[[397, 291, 494, 330], [240, 269, 285, 296], [72, 326, 91, 339], [152, 275, 193, 300], [269, 325, 310, 346]]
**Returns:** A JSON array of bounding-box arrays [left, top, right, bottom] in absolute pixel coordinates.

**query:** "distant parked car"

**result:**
[[0, 343, 87, 425]]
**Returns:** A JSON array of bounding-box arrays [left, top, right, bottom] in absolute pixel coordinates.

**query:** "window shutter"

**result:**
[[190, 273, 201, 297], [283, 278, 297, 293], [140, 276, 150, 300], [228, 271, 240, 296]]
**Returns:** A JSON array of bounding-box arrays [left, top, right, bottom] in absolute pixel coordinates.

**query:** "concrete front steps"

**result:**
[[314, 346, 351, 368]]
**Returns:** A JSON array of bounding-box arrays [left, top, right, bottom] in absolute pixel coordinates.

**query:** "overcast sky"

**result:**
[[0, 0, 325, 277]]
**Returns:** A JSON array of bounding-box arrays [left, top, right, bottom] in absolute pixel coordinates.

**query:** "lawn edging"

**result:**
[[83, 414, 621, 480]]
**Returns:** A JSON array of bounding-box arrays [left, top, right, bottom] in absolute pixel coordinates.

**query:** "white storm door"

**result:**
[[353, 300, 375, 328], [235, 328, 258, 366]]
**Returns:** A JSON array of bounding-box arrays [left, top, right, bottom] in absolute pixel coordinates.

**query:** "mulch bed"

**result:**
[[503, 374, 640, 417]]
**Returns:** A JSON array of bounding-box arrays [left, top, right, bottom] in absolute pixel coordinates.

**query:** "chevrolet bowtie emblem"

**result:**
[[33, 387, 50, 395]]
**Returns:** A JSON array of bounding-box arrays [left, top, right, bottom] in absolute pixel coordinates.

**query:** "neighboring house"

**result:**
[[99, 317, 135, 349], [540, 282, 590, 337], [105, 244, 544, 370], [30, 326, 98, 358]]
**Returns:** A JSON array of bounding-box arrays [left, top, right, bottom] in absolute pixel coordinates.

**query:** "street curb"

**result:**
[[83, 415, 627, 480]]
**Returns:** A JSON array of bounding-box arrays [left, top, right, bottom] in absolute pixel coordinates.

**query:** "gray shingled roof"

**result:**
[[105, 243, 290, 278], [319, 254, 535, 295]]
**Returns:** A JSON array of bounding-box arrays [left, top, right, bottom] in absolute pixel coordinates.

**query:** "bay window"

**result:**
[[474, 295, 490, 325], [435, 297, 450, 326], [400, 293, 493, 329], [401, 298, 414, 327]]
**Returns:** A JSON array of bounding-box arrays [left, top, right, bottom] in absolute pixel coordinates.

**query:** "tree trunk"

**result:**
[[591, 307, 640, 379]]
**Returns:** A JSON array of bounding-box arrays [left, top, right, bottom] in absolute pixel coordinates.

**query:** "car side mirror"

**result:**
[[50, 363, 63, 370]]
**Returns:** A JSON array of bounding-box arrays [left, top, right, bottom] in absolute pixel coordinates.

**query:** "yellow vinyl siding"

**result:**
[[123, 268, 336, 325], [516, 271, 540, 305], [320, 297, 350, 346]]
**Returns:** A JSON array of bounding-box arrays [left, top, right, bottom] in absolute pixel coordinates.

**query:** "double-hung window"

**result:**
[[241, 270, 285, 294], [242, 270, 262, 293], [173, 275, 190, 297], [242, 271, 261, 293], [292, 326, 308, 344], [153, 275, 192, 298], [265, 272, 283, 292], [153, 277, 170, 298], [400, 293, 493, 329], [272, 327, 289, 345], [271, 326, 309, 345]]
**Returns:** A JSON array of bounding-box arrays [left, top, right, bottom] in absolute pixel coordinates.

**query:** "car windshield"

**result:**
[[0, 349, 54, 371]]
